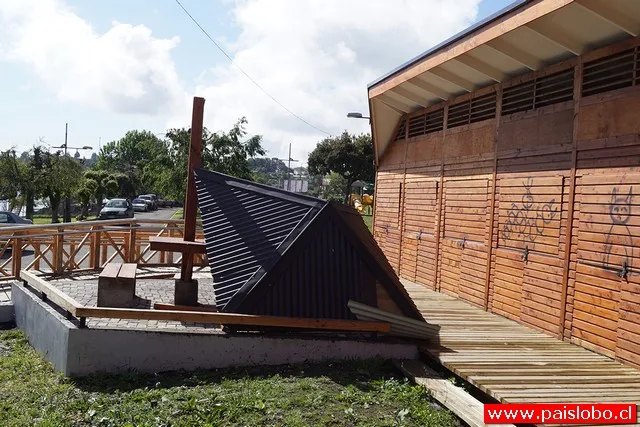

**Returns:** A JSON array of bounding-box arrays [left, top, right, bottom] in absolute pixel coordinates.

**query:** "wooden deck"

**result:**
[[402, 279, 640, 422]]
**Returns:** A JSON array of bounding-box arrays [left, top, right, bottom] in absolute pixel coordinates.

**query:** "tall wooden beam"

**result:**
[[484, 86, 501, 311], [558, 61, 582, 340], [180, 97, 206, 282]]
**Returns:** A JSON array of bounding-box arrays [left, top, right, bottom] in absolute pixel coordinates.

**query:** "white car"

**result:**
[[132, 198, 149, 212]]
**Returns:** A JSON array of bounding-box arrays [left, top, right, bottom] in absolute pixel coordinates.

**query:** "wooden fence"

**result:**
[[0, 218, 207, 281]]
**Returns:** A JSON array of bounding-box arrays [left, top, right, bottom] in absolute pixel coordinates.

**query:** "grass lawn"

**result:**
[[0, 329, 459, 427], [31, 216, 97, 225], [171, 208, 184, 220], [362, 215, 373, 233]]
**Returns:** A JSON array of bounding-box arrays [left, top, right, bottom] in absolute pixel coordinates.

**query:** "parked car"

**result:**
[[0, 211, 33, 226], [132, 198, 149, 212], [137, 195, 156, 210], [99, 199, 134, 220]]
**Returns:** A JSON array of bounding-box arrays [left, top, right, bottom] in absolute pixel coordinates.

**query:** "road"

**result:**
[[134, 207, 180, 221], [5, 207, 180, 271]]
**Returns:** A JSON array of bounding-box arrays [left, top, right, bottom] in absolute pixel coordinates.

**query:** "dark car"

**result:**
[[0, 211, 33, 226], [99, 199, 134, 220]]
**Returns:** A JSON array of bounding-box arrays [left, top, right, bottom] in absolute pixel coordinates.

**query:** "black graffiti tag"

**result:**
[[501, 177, 558, 248], [603, 186, 634, 277]]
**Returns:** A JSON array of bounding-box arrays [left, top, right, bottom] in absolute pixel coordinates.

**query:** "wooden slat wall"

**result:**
[[373, 36, 640, 369]]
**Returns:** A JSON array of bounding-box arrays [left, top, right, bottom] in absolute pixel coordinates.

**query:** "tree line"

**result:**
[[0, 117, 374, 222]]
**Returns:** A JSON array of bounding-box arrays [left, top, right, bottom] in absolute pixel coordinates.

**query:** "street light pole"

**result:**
[[52, 123, 93, 223], [63, 123, 70, 222]]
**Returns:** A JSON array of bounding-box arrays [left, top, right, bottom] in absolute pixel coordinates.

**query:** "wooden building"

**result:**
[[368, 0, 640, 368]]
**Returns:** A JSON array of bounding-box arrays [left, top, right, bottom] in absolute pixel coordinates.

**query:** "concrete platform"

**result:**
[[0, 282, 15, 323], [13, 283, 420, 376]]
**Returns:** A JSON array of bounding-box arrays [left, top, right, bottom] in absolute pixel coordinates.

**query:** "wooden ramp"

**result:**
[[402, 279, 640, 425]]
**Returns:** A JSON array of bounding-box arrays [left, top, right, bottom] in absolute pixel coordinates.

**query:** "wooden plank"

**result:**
[[74, 306, 392, 333], [154, 303, 218, 312], [149, 237, 207, 254], [118, 263, 137, 280], [20, 270, 81, 316], [395, 360, 516, 427], [98, 262, 119, 276]]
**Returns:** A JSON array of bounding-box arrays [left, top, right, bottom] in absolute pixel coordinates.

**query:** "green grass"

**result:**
[[31, 216, 97, 225], [171, 208, 184, 220], [362, 215, 373, 233], [0, 330, 459, 427]]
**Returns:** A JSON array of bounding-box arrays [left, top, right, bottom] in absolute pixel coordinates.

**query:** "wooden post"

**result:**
[[54, 229, 64, 275], [558, 61, 582, 340], [167, 225, 174, 264], [89, 229, 95, 269], [12, 234, 22, 279], [484, 86, 502, 311], [128, 227, 137, 263], [93, 226, 102, 269], [180, 97, 205, 282], [433, 105, 448, 292], [34, 241, 41, 270], [397, 116, 410, 274]]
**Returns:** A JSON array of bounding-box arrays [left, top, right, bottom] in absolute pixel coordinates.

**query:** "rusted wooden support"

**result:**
[[558, 61, 582, 340], [180, 97, 206, 282]]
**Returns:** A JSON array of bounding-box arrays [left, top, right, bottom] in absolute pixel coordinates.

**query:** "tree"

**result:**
[[248, 157, 291, 186], [95, 130, 168, 195], [82, 170, 120, 216], [155, 117, 265, 201], [39, 153, 83, 223], [307, 132, 374, 203], [0, 147, 44, 219]]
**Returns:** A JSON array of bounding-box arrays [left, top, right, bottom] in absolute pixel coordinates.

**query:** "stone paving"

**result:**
[[44, 266, 225, 333]]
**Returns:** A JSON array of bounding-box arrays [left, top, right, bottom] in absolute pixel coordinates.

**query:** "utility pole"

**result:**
[[63, 123, 71, 223], [52, 123, 93, 223]]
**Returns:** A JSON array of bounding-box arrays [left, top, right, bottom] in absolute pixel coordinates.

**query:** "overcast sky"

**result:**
[[0, 0, 513, 164]]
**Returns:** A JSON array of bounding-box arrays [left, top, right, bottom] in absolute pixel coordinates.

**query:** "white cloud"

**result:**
[[174, 0, 481, 161], [0, 0, 481, 161], [0, 0, 185, 115]]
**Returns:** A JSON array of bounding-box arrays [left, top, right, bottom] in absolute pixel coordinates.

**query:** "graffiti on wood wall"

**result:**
[[501, 177, 559, 249], [603, 186, 635, 278]]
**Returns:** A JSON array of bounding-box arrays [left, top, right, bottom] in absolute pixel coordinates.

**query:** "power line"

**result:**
[[174, 0, 331, 136]]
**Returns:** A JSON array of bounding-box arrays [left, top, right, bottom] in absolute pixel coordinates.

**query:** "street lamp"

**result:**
[[51, 123, 93, 223], [347, 112, 370, 120]]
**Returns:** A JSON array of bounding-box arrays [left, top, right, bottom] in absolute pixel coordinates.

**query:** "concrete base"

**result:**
[[12, 283, 419, 376], [0, 302, 14, 324], [174, 277, 198, 306]]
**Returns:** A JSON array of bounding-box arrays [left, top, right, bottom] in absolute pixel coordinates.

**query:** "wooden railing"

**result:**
[[0, 218, 207, 281]]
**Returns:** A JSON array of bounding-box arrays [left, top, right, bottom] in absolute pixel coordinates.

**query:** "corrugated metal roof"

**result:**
[[195, 169, 323, 310], [194, 169, 425, 321]]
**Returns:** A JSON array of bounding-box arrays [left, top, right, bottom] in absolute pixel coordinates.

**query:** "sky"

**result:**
[[0, 0, 515, 165]]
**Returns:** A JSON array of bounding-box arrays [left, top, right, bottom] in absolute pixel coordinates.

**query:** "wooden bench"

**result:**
[[97, 263, 137, 307]]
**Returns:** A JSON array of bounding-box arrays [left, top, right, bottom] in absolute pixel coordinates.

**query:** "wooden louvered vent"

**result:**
[[502, 68, 574, 115], [393, 117, 407, 141], [447, 92, 496, 129], [406, 108, 444, 138], [582, 48, 637, 97]]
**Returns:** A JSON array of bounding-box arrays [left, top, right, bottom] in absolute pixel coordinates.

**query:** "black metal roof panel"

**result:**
[[195, 169, 424, 321], [194, 169, 324, 310]]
